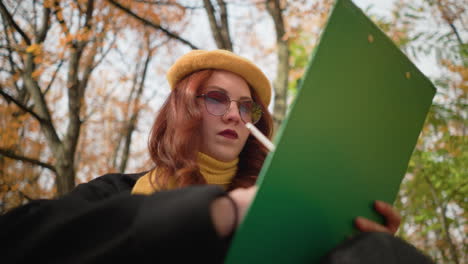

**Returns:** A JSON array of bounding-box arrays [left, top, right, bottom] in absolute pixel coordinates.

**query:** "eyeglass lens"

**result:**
[[204, 91, 261, 124]]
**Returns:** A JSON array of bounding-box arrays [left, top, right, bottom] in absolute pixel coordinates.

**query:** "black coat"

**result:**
[[0, 172, 231, 263]]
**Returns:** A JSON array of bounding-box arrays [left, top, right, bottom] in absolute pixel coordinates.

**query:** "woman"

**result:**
[[1, 50, 425, 264]]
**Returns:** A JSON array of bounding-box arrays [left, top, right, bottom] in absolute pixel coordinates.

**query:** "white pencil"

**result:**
[[245, 122, 276, 152]]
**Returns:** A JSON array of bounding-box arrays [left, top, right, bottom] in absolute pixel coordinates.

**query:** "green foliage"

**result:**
[[390, 1, 467, 263], [289, 40, 310, 70], [288, 34, 313, 97], [396, 1, 466, 66]]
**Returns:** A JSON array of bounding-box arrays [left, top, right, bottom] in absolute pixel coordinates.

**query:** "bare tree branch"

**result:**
[[107, 0, 199, 49], [22, 53, 64, 152], [84, 0, 95, 30], [203, 0, 232, 50], [2, 2, 65, 163], [112, 45, 143, 169], [33, 0, 38, 36], [0, 44, 23, 52], [134, 0, 203, 9], [226, 0, 267, 7], [43, 59, 64, 96], [76, 0, 96, 94], [0, 87, 43, 122], [119, 38, 153, 172], [1, 21, 19, 75], [204, 0, 224, 48], [73, 0, 84, 14], [0, 1, 31, 45], [135, 0, 267, 8], [266, 0, 289, 131], [64, 48, 84, 163], [81, 85, 115, 123], [37, 5, 51, 43], [448, 23, 464, 46], [0, 148, 56, 173], [436, 0, 464, 47], [52, 0, 70, 34], [446, 180, 468, 202], [216, 0, 232, 50], [1, 12, 25, 68], [57, 0, 95, 193], [90, 35, 116, 71], [1, 15, 29, 104], [89, 17, 116, 71], [424, 175, 460, 264]]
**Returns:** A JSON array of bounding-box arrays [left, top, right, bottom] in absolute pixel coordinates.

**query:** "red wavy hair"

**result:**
[[148, 69, 273, 190]]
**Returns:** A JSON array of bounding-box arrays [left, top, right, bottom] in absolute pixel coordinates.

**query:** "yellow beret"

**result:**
[[166, 49, 271, 106]]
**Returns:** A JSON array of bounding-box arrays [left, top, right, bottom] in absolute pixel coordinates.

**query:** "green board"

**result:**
[[225, 0, 436, 263]]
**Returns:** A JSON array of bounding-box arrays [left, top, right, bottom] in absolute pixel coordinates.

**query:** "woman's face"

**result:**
[[198, 70, 252, 162]]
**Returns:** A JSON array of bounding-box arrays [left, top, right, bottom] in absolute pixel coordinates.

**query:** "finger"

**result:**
[[229, 186, 257, 205], [228, 186, 258, 221], [354, 217, 391, 233], [374, 201, 401, 234]]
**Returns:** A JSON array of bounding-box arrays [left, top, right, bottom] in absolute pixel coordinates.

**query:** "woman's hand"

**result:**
[[354, 200, 401, 235], [211, 186, 257, 238], [227, 186, 258, 222]]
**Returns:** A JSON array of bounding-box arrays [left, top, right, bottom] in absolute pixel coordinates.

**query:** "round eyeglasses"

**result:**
[[197, 90, 263, 124]]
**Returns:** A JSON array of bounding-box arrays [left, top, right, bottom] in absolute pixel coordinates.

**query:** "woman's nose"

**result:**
[[222, 101, 242, 123]]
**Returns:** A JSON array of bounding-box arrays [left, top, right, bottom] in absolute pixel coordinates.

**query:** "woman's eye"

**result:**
[[207, 92, 228, 103], [240, 102, 253, 113], [209, 96, 226, 104], [207, 97, 220, 103]]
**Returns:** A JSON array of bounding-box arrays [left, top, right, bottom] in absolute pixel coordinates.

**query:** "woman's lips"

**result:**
[[218, 129, 238, 139]]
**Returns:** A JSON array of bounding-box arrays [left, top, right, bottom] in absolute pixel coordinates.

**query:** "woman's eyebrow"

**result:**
[[205, 85, 253, 100], [206, 85, 227, 93]]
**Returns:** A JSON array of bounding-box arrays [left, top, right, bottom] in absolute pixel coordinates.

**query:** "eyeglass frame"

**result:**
[[196, 90, 263, 124]]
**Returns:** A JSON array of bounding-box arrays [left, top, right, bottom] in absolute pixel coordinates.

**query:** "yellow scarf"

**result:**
[[131, 152, 238, 195]]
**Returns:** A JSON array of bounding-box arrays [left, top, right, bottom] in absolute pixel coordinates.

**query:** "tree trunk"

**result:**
[[55, 158, 76, 196], [266, 0, 289, 131], [119, 119, 135, 173], [118, 34, 153, 173], [204, 0, 232, 51], [425, 175, 459, 264]]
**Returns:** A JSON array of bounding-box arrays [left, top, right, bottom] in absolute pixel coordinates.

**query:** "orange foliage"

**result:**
[[0, 101, 54, 212], [441, 59, 468, 93], [0, 0, 212, 210]]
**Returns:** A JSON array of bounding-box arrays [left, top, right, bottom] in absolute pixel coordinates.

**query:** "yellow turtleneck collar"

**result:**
[[131, 152, 238, 195], [198, 152, 238, 188]]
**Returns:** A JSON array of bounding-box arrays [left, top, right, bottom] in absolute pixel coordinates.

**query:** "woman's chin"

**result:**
[[210, 149, 240, 162]]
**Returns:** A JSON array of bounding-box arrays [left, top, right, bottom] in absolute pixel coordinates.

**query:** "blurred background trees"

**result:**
[[0, 0, 466, 263], [389, 1, 467, 263]]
